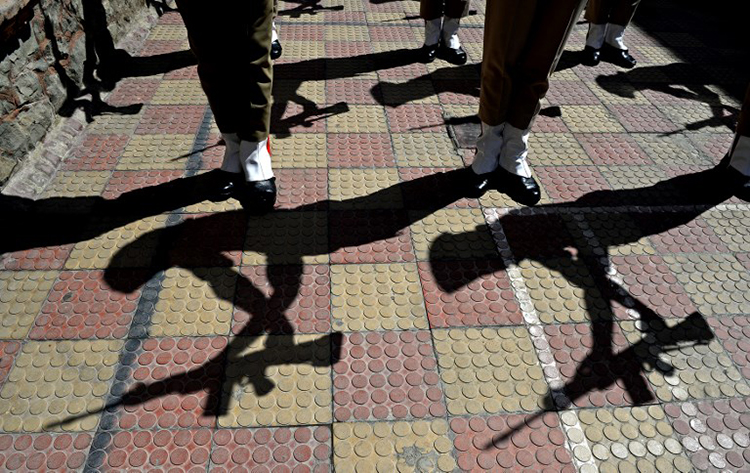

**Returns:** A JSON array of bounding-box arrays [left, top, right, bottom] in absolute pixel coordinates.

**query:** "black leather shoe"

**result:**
[[237, 177, 277, 214], [270, 40, 282, 60], [420, 43, 439, 63], [460, 168, 492, 198], [582, 45, 601, 67], [492, 167, 541, 206], [602, 43, 636, 69], [718, 156, 750, 201], [205, 170, 243, 202], [438, 44, 467, 65]]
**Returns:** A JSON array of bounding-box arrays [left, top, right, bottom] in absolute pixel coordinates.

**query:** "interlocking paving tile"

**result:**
[[135, 105, 206, 135], [531, 113, 571, 133], [576, 133, 652, 165], [333, 331, 444, 421], [479, 187, 554, 208], [665, 399, 750, 471], [326, 78, 381, 105], [418, 260, 523, 327], [386, 105, 444, 132], [392, 133, 463, 167], [663, 254, 750, 316], [369, 25, 416, 42], [0, 245, 73, 271], [376, 62, 429, 83], [272, 134, 327, 168], [31, 270, 142, 340], [42, 171, 111, 199], [380, 80, 440, 106], [737, 253, 750, 271], [518, 258, 611, 324], [113, 337, 227, 430], [333, 420, 457, 472], [233, 264, 330, 335], [274, 80, 326, 105], [105, 78, 161, 107], [0, 271, 59, 339], [101, 170, 185, 199], [560, 105, 626, 133], [65, 215, 169, 270], [272, 168, 328, 209], [327, 133, 395, 167], [588, 80, 652, 105], [150, 267, 234, 337], [568, 407, 693, 471], [631, 133, 706, 166], [633, 212, 729, 254], [218, 334, 333, 427], [701, 208, 750, 252], [569, 211, 656, 257], [329, 210, 415, 264], [325, 25, 370, 41], [329, 168, 402, 209], [118, 134, 195, 170], [709, 316, 750, 381], [0, 433, 91, 471], [535, 166, 610, 202], [330, 263, 427, 331], [529, 133, 591, 166], [326, 41, 374, 59], [620, 318, 750, 403], [547, 323, 656, 407], [147, 24, 188, 41], [0, 342, 21, 388], [86, 113, 141, 135], [63, 134, 129, 171], [609, 105, 680, 133], [327, 105, 388, 133], [242, 211, 328, 265], [411, 208, 497, 260], [398, 167, 479, 209], [497, 211, 576, 259], [545, 80, 601, 105], [210, 427, 331, 472], [688, 132, 734, 162], [95, 429, 211, 471], [151, 80, 207, 105], [275, 24, 324, 42], [433, 80, 479, 106], [660, 104, 736, 134], [451, 414, 575, 472], [0, 340, 122, 432], [434, 328, 547, 415], [165, 212, 245, 268]]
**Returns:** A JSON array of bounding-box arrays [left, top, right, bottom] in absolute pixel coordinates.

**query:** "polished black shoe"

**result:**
[[420, 43, 439, 63], [438, 44, 467, 65], [236, 177, 277, 214], [602, 43, 636, 69], [205, 170, 243, 202], [492, 167, 541, 206], [718, 156, 750, 201], [581, 45, 601, 67], [459, 167, 492, 198], [270, 40, 282, 60]]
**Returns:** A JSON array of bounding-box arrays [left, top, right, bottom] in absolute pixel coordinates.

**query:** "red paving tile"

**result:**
[[546, 81, 601, 105], [327, 133, 395, 167], [0, 245, 74, 271], [0, 433, 92, 471], [274, 169, 328, 209], [63, 134, 130, 171], [98, 429, 212, 471], [576, 133, 653, 165], [102, 170, 185, 199], [531, 114, 571, 133], [610, 104, 680, 133], [139, 39, 187, 56], [233, 265, 331, 335], [709, 316, 750, 380], [0, 341, 21, 387], [167, 212, 246, 267], [327, 78, 381, 105], [332, 331, 445, 421], [386, 104, 445, 132], [535, 166, 611, 202], [326, 41, 374, 58], [329, 210, 415, 264], [419, 260, 523, 327], [32, 270, 143, 339], [633, 213, 730, 254], [210, 426, 331, 472], [105, 78, 162, 107]]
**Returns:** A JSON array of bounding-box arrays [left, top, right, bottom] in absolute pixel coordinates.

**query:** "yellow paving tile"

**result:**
[[242, 211, 328, 265], [118, 134, 195, 170], [328, 106, 388, 133], [392, 133, 463, 168], [329, 168, 402, 209], [0, 271, 59, 339], [410, 208, 497, 260], [272, 134, 327, 168]]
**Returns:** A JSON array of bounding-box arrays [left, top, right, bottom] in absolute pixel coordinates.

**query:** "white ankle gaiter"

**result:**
[[272, 21, 279, 43], [605, 23, 627, 50], [424, 18, 442, 46], [442, 17, 461, 49], [499, 123, 532, 178], [586, 23, 607, 49], [239, 137, 275, 181], [472, 122, 505, 175], [220, 132, 242, 173], [730, 135, 750, 177]]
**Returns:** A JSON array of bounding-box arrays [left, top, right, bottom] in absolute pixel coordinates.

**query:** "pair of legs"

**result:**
[[419, 0, 469, 64], [176, 0, 277, 213], [583, 0, 640, 68], [468, 0, 586, 205]]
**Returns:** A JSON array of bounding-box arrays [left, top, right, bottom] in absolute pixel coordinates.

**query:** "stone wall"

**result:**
[[0, 0, 154, 184]]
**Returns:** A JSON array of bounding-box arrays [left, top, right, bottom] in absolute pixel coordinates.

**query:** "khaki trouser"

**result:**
[[176, 0, 273, 142], [420, 0, 470, 20], [585, 0, 641, 27], [479, 0, 586, 129]]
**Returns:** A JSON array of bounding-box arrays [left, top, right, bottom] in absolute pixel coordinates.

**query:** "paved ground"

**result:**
[[1, 0, 750, 471]]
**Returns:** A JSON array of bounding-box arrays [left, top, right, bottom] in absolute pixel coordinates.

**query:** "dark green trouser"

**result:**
[[176, 0, 273, 142], [585, 0, 641, 27], [479, 0, 586, 129]]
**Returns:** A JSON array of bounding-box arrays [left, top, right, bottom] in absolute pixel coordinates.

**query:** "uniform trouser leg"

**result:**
[[479, 0, 585, 129], [176, 0, 273, 143], [585, 0, 641, 27], [420, 0, 470, 20], [729, 85, 750, 176]]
